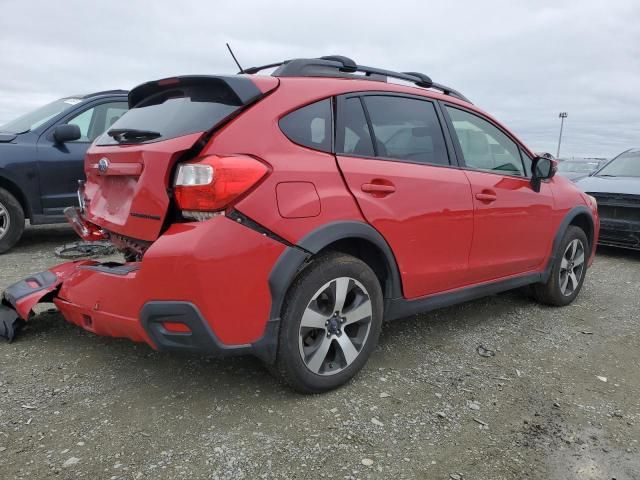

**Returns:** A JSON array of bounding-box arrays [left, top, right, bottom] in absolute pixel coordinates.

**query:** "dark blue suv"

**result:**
[[0, 91, 128, 253]]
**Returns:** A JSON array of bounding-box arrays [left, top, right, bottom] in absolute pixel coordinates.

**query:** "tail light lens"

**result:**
[[173, 155, 268, 219]]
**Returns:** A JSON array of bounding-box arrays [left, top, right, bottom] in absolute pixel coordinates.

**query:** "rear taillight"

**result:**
[[173, 155, 268, 220]]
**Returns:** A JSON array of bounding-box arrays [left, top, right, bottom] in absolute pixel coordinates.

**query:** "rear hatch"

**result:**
[[83, 75, 278, 241]]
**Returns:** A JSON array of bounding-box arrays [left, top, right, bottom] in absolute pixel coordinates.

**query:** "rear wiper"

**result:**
[[107, 128, 161, 143]]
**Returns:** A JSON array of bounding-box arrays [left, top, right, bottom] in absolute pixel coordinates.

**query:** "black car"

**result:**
[[576, 148, 640, 250], [0, 91, 128, 253]]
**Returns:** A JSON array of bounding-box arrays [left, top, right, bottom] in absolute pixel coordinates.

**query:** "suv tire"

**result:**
[[533, 226, 589, 306], [0, 188, 25, 254], [274, 253, 383, 393]]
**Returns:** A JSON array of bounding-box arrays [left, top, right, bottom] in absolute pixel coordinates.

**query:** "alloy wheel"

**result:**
[[0, 201, 9, 240], [559, 238, 585, 296], [298, 277, 373, 376]]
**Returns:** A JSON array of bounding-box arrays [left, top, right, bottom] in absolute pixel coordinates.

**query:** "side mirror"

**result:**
[[53, 124, 81, 144], [531, 156, 557, 192]]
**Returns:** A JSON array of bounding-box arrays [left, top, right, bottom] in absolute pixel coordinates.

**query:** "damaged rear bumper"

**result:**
[[1, 261, 278, 360], [0, 216, 287, 362]]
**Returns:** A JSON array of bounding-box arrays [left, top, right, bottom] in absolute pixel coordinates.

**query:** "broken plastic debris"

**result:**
[[476, 345, 495, 357]]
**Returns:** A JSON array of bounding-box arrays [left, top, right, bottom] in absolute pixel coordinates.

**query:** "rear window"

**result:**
[[97, 84, 244, 145], [279, 99, 332, 153]]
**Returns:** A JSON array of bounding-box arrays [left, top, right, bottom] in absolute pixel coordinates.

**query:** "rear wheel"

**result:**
[[0, 188, 25, 254], [533, 226, 588, 306], [274, 253, 383, 393]]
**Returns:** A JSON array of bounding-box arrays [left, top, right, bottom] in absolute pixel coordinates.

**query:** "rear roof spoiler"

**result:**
[[128, 75, 266, 108]]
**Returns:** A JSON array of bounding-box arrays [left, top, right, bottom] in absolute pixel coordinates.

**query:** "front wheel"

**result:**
[[274, 253, 383, 393], [0, 188, 25, 254], [533, 226, 589, 306]]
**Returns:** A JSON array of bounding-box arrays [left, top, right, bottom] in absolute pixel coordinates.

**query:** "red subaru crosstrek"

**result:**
[[0, 56, 599, 392]]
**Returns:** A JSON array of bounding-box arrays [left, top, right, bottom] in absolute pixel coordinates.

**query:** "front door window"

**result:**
[[67, 102, 128, 142], [446, 106, 525, 176]]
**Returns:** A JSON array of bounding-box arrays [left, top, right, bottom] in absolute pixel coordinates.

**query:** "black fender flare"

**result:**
[[298, 221, 402, 296], [543, 205, 595, 280], [269, 221, 403, 318], [276, 221, 402, 302]]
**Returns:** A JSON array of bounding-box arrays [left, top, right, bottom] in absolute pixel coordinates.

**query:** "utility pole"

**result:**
[[556, 112, 568, 158]]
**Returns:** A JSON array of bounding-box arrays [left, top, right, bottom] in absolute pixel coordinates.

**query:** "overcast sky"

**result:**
[[1, 0, 638, 158]]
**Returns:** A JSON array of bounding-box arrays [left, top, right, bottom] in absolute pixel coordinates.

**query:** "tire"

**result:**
[[533, 226, 589, 306], [274, 252, 383, 393], [0, 188, 25, 254]]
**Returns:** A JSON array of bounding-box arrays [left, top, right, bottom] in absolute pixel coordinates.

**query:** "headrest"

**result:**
[[467, 130, 489, 155]]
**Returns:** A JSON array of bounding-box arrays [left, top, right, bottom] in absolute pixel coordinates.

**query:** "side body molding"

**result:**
[[261, 208, 595, 362]]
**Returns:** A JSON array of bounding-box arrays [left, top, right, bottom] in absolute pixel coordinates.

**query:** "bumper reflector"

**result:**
[[162, 322, 192, 333]]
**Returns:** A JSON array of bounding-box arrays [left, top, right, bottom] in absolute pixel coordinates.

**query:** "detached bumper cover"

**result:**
[[0, 262, 91, 341]]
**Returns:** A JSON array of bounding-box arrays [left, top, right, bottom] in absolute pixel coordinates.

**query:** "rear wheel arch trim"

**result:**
[[268, 221, 402, 324], [296, 221, 402, 298]]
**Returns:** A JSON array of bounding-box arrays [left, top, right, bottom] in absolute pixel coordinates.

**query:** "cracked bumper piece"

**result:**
[[1, 262, 89, 341], [0, 305, 22, 341], [0, 216, 286, 360]]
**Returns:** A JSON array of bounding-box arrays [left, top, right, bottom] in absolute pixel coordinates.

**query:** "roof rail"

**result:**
[[242, 56, 471, 103]]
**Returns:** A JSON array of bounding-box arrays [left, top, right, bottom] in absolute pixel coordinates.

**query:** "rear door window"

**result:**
[[97, 83, 246, 145], [279, 99, 332, 153], [363, 96, 449, 166]]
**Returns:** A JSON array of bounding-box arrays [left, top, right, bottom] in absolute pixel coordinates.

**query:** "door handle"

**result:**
[[475, 191, 497, 202], [361, 183, 396, 194]]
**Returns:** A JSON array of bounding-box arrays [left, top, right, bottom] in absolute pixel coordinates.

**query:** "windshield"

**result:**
[[596, 151, 640, 177], [558, 161, 600, 173], [0, 98, 82, 134]]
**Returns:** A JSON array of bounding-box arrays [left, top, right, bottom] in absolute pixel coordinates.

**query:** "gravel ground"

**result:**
[[1, 225, 639, 479]]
